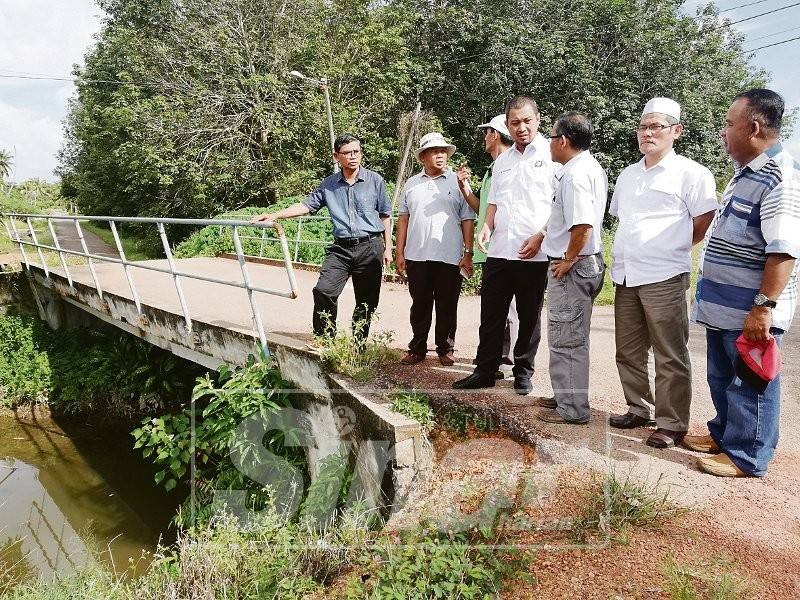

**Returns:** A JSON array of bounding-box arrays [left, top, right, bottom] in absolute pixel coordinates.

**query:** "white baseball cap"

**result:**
[[477, 114, 510, 137], [415, 132, 456, 160], [642, 97, 681, 121]]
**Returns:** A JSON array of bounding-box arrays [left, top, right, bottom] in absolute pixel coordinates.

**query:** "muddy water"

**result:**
[[0, 410, 182, 585]]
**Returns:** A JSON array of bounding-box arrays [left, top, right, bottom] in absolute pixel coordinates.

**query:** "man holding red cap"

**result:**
[[690, 89, 799, 477]]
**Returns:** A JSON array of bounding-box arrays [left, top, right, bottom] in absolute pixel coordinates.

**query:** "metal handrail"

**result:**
[[1, 213, 299, 352], [216, 211, 400, 266]]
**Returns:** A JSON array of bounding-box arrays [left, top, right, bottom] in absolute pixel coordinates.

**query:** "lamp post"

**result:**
[[289, 70, 338, 173]]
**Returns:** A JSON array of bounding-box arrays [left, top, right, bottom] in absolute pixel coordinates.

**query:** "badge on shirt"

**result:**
[[534, 160, 543, 167]]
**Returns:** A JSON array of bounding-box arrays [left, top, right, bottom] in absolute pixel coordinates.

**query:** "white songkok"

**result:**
[[642, 97, 681, 121]]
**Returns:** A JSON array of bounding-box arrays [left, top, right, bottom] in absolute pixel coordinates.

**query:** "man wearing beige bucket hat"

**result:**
[[395, 132, 476, 366]]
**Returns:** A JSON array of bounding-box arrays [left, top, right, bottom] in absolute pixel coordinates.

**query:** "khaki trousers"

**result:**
[[614, 273, 691, 432]]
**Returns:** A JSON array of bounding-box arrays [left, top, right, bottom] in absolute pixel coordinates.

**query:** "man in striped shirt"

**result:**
[[689, 89, 799, 477]]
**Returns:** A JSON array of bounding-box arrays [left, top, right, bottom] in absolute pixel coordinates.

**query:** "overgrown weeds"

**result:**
[[571, 471, 687, 543], [662, 554, 756, 600], [389, 389, 435, 433], [315, 312, 398, 382]]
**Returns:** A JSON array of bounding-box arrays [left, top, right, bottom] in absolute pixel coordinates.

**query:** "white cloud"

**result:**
[[0, 0, 102, 182]]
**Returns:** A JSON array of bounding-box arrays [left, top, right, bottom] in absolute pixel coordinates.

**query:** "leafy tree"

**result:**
[[59, 0, 775, 224]]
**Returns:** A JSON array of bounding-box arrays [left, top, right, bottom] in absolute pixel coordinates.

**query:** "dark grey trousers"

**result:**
[[547, 254, 605, 422]]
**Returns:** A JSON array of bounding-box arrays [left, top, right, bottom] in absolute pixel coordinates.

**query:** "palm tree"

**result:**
[[0, 149, 12, 181]]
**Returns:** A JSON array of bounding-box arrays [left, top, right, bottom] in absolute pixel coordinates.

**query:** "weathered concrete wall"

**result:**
[[23, 265, 428, 516], [0, 269, 37, 316]]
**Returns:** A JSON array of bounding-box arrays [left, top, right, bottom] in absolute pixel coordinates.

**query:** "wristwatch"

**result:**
[[463, 248, 473, 255], [753, 293, 777, 309]]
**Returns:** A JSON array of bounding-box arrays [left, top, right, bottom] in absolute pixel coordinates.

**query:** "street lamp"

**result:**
[[289, 70, 338, 173]]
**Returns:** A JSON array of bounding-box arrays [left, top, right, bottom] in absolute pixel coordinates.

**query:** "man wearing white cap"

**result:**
[[395, 132, 476, 366], [608, 97, 718, 447], [453, 95, 555, 393], [457, 114, 520, 377]]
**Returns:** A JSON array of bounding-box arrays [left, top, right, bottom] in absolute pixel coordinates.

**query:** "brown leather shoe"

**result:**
[[536, 408, 589, 425], [531, 396, 557, 409], [438, 352, 455, 366], [400, 352, 425, 365]]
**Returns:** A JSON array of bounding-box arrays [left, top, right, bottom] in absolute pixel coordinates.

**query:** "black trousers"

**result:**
[[406, 260, 462, 356], [474, 258, 547, 379], [312, 237, 383, 338]]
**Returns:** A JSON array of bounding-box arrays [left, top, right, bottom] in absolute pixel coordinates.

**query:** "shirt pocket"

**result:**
[[723, 200, 752, 237], [353, 188, 375, 217], [647, 178, 684, 215]]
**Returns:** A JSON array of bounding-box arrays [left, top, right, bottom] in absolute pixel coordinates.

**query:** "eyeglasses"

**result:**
[[547, 134, 563, 140], [336, 149, 361, 157], [636, 123, 677, 134]]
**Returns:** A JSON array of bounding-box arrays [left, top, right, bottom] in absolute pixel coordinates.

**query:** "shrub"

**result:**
[[389, 389, 435, 433], [315, 314, 399, 382]]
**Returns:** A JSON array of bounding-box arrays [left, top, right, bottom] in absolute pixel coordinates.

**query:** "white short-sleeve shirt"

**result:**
[[610, 150, 718, 287], [399, 169, 476, 265], [487, 133, 556, 262], [541, 150, 608, 257]]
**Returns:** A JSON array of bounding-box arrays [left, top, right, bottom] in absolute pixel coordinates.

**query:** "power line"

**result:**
[[747, 23, 800, 41], [743, 33, 800, 51], [724, 0, 800, 26], [719, 0, 772, 12]]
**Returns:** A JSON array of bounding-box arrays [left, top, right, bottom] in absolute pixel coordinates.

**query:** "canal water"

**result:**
[[0, 409, 182, 588]]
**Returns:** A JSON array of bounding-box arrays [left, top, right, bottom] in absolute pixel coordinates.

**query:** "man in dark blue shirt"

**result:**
[[252, 133, 392, 342]]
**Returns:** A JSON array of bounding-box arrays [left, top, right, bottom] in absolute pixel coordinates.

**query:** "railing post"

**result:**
[[273, 222, 299, 298], [259, 227, 267, 258], [74, 219, 103, 299], [232, 225, 268, 351], [47, 217, 73, 287], [110, 220, 142, 314], [5, 218, 30, 270], [294, 219, 302, 262], [26, 217, 50, 278], [157, 222, 192, 335]]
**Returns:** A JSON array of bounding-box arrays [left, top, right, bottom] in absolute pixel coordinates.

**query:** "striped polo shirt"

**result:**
[[694, 143, 800, 331]]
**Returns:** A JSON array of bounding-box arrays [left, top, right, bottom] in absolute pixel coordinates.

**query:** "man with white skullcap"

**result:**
[[608, 97, 718, 448]]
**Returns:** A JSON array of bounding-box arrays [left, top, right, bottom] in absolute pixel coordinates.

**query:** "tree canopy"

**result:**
[[59, 0, 769, 219]]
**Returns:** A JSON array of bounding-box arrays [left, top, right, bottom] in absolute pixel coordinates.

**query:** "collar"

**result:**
[[562, 150, 589, 171], [742, 142, 782, 174], [511, 133, 547, 157], [637, 148, 677, 172], [421, 168, 450, 180], [338, 167, 365, 184]]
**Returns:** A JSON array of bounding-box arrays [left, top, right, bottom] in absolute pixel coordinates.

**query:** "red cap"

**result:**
[[735, 334, 782, 383]]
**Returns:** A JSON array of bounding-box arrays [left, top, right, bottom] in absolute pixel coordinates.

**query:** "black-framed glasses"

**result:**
[[547, 134, 563, 140], [636, 123, 678, 134]]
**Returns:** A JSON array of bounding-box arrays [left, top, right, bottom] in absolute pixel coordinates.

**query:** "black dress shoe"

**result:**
[[608, 412, 655, 429], [514, 377, 532, 396], [452, 372, 496, 390]]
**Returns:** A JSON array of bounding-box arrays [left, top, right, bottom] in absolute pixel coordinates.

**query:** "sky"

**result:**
[[1, 0, 799, 183]]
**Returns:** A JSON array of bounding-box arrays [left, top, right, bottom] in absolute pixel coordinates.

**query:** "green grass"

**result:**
[[81, 221, 159, 261], [571, 471, 687, 544], [662, 554, 755, 600]]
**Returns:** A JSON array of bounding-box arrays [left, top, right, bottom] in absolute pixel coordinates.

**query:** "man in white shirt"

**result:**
[[395, 132, 476, 366], [453, 96, 556, 394], [609, 98, 718, 448], [529, 112, 607, 425]]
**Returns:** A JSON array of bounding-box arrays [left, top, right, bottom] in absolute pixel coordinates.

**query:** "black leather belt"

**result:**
[[334, 232, 382, 247]]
